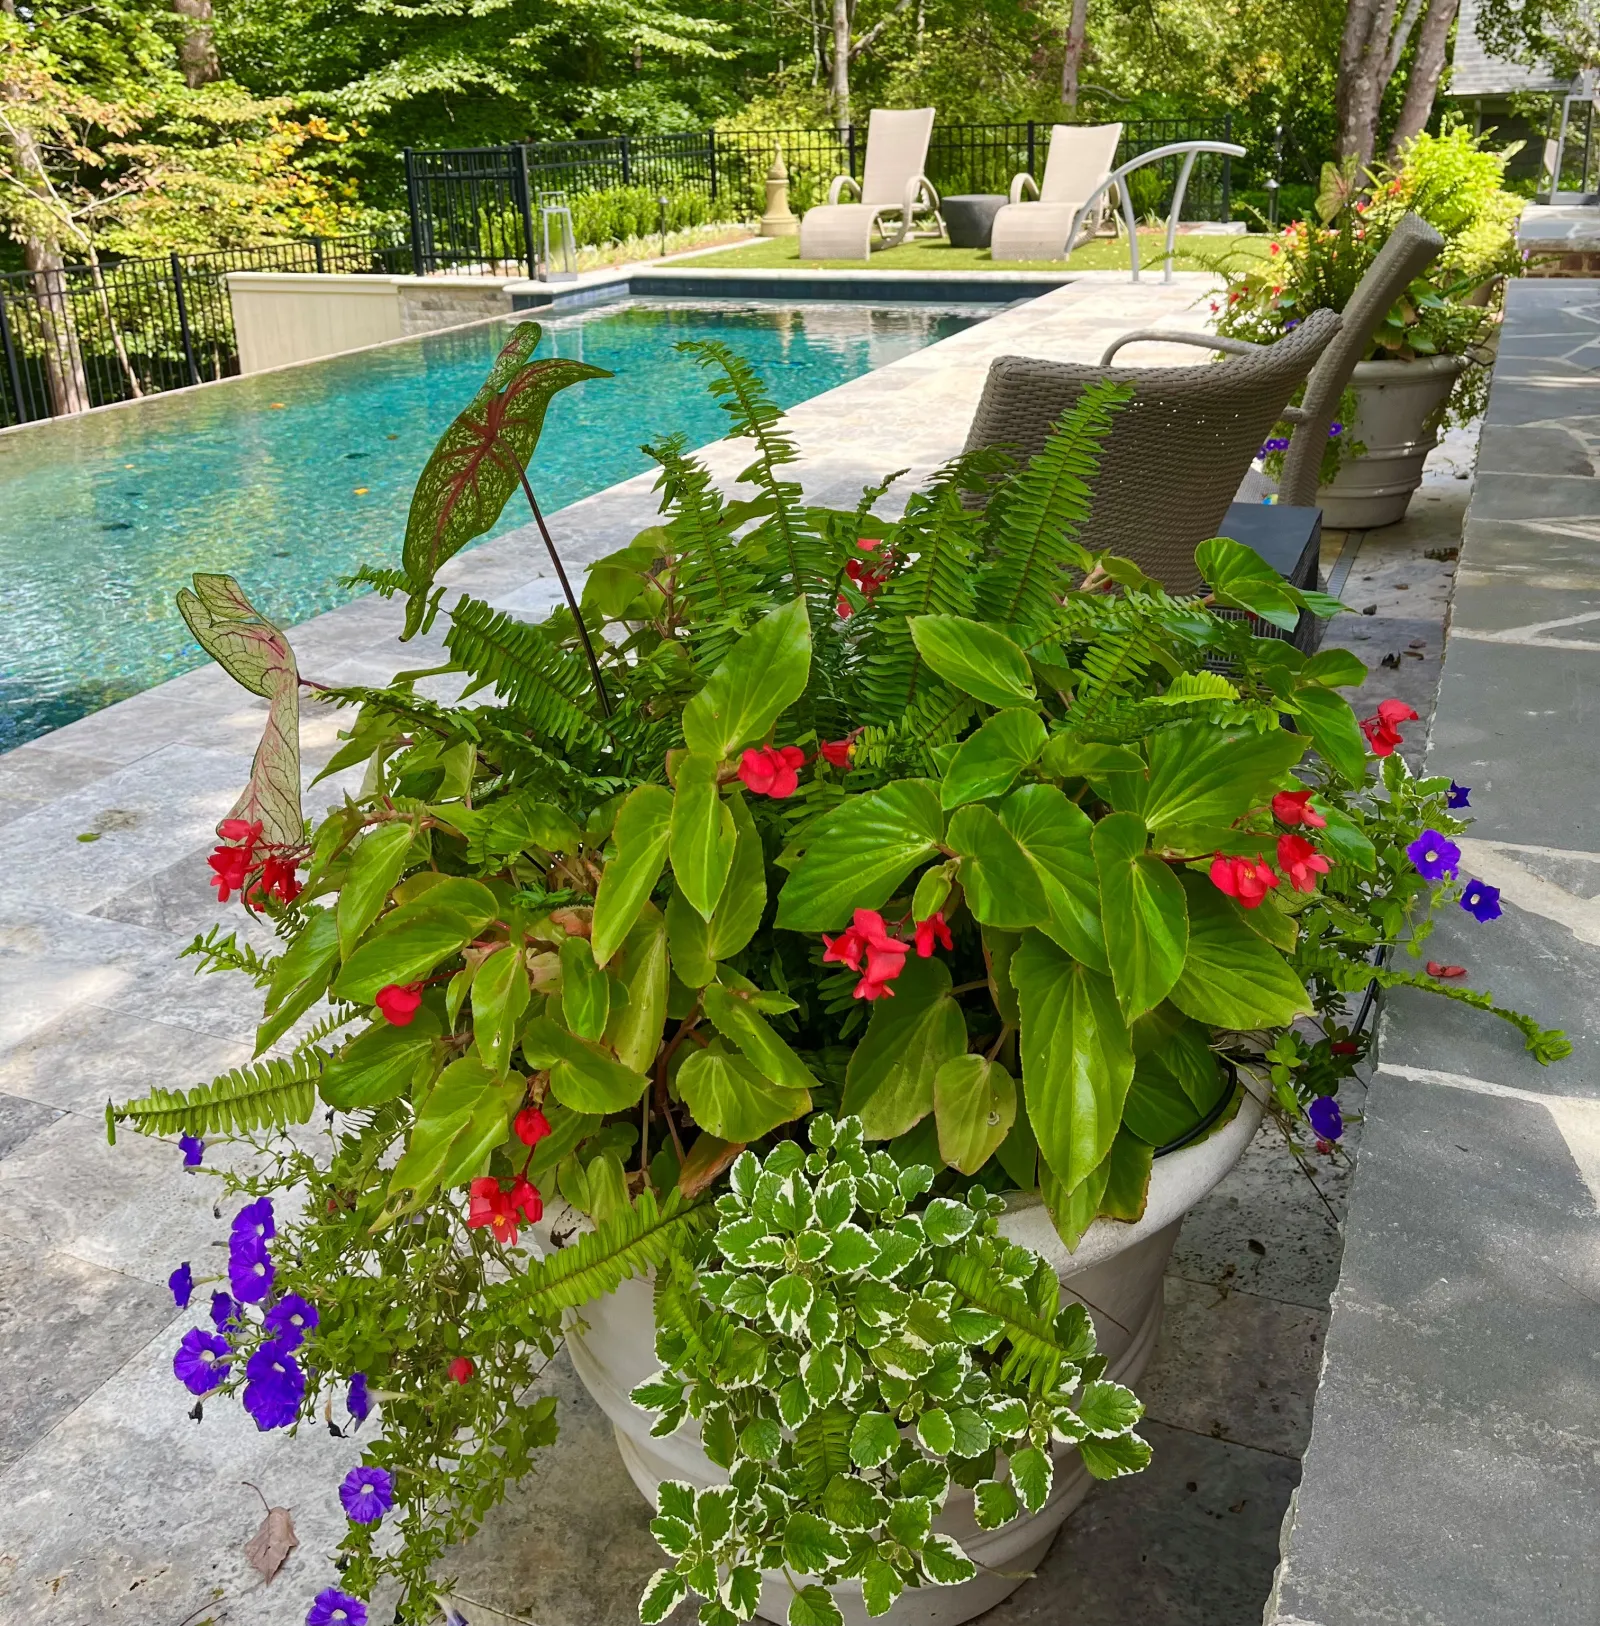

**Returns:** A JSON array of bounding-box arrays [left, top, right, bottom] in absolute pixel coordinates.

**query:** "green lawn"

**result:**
[[674, 230, 1272, 276]]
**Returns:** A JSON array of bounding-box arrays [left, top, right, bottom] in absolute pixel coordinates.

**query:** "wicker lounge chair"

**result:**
[[960, 308, 1342, 592], [798, 108, 941, 260], [1101, 212, 1446, 503], [990, 124, 1123, 262]]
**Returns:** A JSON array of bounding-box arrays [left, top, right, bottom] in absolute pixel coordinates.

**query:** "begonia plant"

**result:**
[[110, 323, 1565, 1625]]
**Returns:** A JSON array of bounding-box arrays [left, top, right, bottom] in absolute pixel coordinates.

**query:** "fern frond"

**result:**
[[179, 925, 275, 986], [490, 1188, 713, 1322], [975, 381, 1131, 632], [444, 595, 608, 749], [293, 1003, 363, 1054], [339, 565, 411, 598], [941, 1248, 1090, 1394], [109, 1050, 326, 1142]]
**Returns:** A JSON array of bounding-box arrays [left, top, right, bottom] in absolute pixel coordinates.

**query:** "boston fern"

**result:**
[[109, 322, 1565, 1626], [632, 1115, 1148, 1626]]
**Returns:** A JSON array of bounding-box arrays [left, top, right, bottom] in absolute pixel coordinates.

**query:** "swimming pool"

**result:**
[[0, 298, 989, 750]]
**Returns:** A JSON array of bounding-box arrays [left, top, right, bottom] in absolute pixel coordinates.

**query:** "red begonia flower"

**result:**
[[823, 909, 910, 998], [913, 912, 953, 958], [1271, 788, 1327, 829], [822, 923, 867, 970], [467, 1176, 522, 1245], [251, 854, 302, 905], [1209, 853, 1281, 909], [1360, 698, 1418, 757], [836, 594, 854, 620], [218, 819, 263, 844], [819, 736, 855, 769], [507, 1177, 543, 1224], [375, 983, 425, 1026], [1426, 961, 1467, 979], [514, 1107, 551, 1147], [448, 1356, 474, 1385], [207, 819, 264, 903], [1277, 833, 1331, 893], [1330, 1040, 1360, 1056], [737, 745, 806, 798]]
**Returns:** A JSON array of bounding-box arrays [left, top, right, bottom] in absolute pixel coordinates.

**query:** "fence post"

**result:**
[[513, 145, 539, 277], [169, 252, 201, 388], [1027, 120, 1036, 179], [0, 287, 25, 426], [620, 133, 632, 186], [313, 235, 326, 273], [707, 129, 718, 201], [1221, 113, 1233, 222], [1267, 122, 1284, 230], [404, 148, 428, 275], [847, 123, 857, 178]]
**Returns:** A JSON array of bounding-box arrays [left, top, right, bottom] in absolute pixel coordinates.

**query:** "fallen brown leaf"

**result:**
[[244, 1505, 297, 1582]]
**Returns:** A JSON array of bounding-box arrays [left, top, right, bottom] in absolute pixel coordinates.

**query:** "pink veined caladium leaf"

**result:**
[[177, 573, 303, 849], [400, 321, 611, 637]]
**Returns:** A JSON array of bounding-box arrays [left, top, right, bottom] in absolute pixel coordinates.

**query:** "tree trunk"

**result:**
[[22, 241, 91, 417], [1062, 0, 1089, 108], [1388, 0, 1459, 156], [831, 0, 851, 133], [172, 0, 220, 87]]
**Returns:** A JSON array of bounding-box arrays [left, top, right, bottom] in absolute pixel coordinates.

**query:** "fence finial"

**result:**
[[760, 143, 798, 238]]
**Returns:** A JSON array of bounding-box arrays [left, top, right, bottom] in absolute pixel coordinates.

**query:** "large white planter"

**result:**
[[559, 1090, 1264, 1626], [1315, 354, 1466, 529]]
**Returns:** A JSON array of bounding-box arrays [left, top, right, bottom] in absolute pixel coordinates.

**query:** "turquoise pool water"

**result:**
[[0, 298, 986, 750]]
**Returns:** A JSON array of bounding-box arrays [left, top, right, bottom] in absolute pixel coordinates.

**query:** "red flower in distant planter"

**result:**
[[1277, 834, 1331, 894], [1271, 788, 1326, 829], [374, 983, 424, 1026], [1209, 853, 1281, 909], [514, 1107, 551, 1147], [913, 912, 953, 958], [1360, 698, 1418, 757], [448, 1357, 474, 1385], [823, 908, 910, 1000], [1330, 1040, 1360, 1056], [819, 735, 856, 769], [738, 745, 806, 798]]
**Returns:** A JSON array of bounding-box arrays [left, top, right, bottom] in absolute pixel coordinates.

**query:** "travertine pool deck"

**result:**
[[0, 271, 1457, 1626]]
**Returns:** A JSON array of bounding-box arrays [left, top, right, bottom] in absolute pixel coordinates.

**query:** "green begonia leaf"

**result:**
[[681, 597, 811, 759], [1169, 873, 1313, 1029], [1195, 536, 1301, 631], [1092, 811, 1188, 1024], [947, 803, 1047, 928], [999, 784, 1109, 974], [841, 957, 967, 1139], [602, 906, 669, 1073], [1014, 933, 1134, 1196], [1135, 722, 1308, 838], [908, 614, 1036, 709], [669, 753, 738, 922], [933, 1053, 1016, 1174], [319, 1013, 440, 1111], [474, 944, 532, 1073], [676, 1046, 810, 1141], [522, 1015, 650, 1112], [384, 1058, 522, 1216], [775, 780, 943, 932], [702, 983, 818, 1092], [1294, 684, 1370, 785], [708, 790, 767, 959], [257, 907, 339, 1053], [665, 883, 717, 988], [592, 784, 673, 965], [336, 821, 415, 961], [1098, 1127, 1154, 1221], [558, 935, 610, 1041], [938, 707, 1046, 810], [332, 908, 484, 1006]]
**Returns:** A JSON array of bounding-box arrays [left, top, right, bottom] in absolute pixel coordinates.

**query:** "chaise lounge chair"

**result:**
[[798, 108, 942, 261], [990, 123, 1123, 262]]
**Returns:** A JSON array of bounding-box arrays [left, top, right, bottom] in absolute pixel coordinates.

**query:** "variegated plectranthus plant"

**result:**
[[110, 323, 1566, 1626]]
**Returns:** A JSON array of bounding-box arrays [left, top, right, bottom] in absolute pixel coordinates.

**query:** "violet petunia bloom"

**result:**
[[179, 1134, 204, 1167], [348, 1372, 372, 1423], [173, 1328, 231, 1395], [209, 1291, 238, 1331], [1448, 781, 1471, 809], [228, 1232, 275, 1304], [232, 1195, 276, 1242], [263, 1294, 319, 1352], [1406, 830, 1461, 883], [1461, 879, 1503, 922], [168, 1262, 194, 1309], [305, 1588, 368, 1626], [338, 1465, 395, 1526], [1308, 1096, 1343, 1141], [243, 1341, 305, 1431]]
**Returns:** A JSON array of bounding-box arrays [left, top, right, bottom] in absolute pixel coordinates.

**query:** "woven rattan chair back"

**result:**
[[960, 308, 1342, 592], [1276, 211, 1445, 507]]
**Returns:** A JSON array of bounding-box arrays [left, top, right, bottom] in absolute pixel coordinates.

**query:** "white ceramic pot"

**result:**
[[560, 1090, 1264, 1626], [1315, 354, 1466, 529]]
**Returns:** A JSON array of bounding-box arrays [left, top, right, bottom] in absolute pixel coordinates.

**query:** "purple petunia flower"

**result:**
[[1283, 316, 1301, 330], [1308, 1096, 1343, 1141], [1328, 421, 1344, 438], [168, 1262, 194, 1309], [228, 1232, 275, 1304], [338, 1465, 395, 1526], [173, 1328, 231, 1396], [210, 1291, 238, 1331], [263, 1294, 319, 1352], [179, 1134, 204, 1167], [1461, 878, 1502, 922], [1406, 830, 1461, 883], [232, 1196, 276, 1243], [306, 1588, 368, 1626], [1448, 781, 1471, 809], [242, 1342, 305, 1431], [348, 1373, 371, 1423]]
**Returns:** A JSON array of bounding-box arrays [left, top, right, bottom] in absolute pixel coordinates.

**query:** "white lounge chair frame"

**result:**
[[991, 123, 1124, 263], [798, 108, 943, 260], [1066, 140, 1248, 283]]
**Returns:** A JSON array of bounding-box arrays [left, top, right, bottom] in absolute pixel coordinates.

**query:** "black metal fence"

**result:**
[[404, 117, 1235, 275], [0, 231, 409, 427]]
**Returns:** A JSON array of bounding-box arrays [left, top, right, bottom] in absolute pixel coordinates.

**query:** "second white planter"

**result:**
[[560, 1089, 1265, 1626], [1315, 353, 1466, 529]]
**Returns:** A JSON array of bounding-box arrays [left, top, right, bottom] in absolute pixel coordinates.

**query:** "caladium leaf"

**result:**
[[401, 323, 611, 634], [177, 574, 303, 848]]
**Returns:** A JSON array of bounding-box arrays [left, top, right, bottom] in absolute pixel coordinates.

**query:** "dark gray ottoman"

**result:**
[[942, 194, 1007, 250]]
